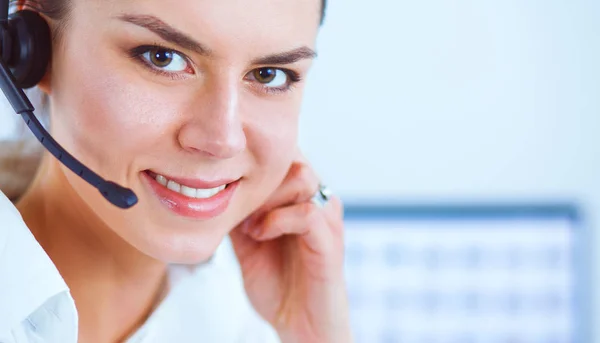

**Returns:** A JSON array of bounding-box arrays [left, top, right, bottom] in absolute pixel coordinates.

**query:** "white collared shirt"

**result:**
[[0, 190, 280, 343]]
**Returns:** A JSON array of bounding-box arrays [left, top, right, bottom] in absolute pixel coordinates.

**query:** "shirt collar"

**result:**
[[0, 190, 70, 333]]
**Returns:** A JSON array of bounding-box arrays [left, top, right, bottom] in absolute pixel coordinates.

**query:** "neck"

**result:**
[[16, 154, 167, 343]]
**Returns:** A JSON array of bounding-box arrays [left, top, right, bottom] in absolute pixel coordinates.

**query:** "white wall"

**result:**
[[298, 0, 599, 340]]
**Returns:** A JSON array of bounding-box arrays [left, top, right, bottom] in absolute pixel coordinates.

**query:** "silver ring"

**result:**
[[311, 183, 333, 208]]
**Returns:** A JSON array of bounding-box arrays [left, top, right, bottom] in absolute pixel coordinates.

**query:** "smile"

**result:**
[[142, 170, 239, 219], [153, 173, 227, 199]]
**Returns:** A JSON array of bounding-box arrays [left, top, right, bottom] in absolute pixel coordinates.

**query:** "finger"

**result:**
[[229, 218, 261, 260], [248, 202, 329, 246], [258, 161, 319, 213], [322, 195, 344, 230], [250, 196, 344, 240]]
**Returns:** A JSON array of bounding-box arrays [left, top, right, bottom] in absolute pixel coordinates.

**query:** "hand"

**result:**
[[229, 151, 352, 343]]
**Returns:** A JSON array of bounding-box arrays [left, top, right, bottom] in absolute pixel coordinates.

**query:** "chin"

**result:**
[[136, 222, 231, 265]]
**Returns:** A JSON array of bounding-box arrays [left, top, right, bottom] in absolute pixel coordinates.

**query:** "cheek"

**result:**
[[243, 94, 302, 184], [51, 50, 184, 176], [248, 120, 297, 167]]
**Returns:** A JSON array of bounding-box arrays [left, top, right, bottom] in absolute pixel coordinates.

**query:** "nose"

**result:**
[[177, 79, 246, 159]]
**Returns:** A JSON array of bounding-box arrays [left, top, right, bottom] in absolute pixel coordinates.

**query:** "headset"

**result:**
[[0, 0, 137, 209]]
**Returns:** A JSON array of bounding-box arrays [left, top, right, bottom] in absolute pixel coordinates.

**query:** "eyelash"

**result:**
[[257, 69, 302, 94], [129, 43, 193, 81], [128, 44, 303, 93]]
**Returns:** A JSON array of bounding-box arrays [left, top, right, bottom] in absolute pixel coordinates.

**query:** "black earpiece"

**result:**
[[6, 9, 51, 88], [0, 2, 138, 209]]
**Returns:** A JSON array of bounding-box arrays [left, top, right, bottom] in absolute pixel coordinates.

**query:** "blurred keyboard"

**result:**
[[343, 205, 582, 343]]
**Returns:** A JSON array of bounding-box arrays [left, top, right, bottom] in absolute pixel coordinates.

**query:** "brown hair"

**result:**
[[10, 0, 71, 41]]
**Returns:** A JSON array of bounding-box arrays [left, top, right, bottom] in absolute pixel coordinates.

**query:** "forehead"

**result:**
[[78, 0, 321, 57]]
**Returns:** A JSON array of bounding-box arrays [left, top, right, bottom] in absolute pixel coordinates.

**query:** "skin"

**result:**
[[15, 0, 351, 342]]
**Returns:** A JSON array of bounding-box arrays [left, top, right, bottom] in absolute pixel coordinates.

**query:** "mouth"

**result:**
[[146, 170, 232, 199], [141, 170, 240, 220]]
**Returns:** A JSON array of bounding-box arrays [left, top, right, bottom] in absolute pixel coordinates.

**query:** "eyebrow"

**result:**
[[118, 14, 212, 56], [252, 47, 317, 65], [117, 14, 317, 65]]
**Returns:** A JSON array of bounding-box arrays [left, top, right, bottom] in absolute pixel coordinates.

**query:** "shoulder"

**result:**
[[0, 188, 25, 257], [0, 190, 74, 340]]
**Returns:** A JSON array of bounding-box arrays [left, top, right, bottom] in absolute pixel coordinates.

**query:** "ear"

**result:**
[[35, 63, 52, 95]]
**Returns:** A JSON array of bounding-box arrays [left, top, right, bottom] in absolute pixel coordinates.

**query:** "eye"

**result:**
[[251, 68, 289, 88], [140, 47, 189, 72]]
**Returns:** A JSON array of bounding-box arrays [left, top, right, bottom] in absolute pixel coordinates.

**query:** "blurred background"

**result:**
[[298, 0, 599, 342]]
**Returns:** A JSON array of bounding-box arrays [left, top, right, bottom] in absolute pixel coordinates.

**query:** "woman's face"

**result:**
[[46, 0, 321, 263]]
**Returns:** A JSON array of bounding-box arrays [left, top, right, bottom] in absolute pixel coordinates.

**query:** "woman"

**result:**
[[0, 0, 352, 342]]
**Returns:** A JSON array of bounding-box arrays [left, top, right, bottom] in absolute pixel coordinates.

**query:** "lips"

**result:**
[[142, 170, 239, 220]]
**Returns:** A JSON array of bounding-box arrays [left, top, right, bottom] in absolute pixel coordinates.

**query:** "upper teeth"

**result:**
[[155, 174, 227, 199]]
